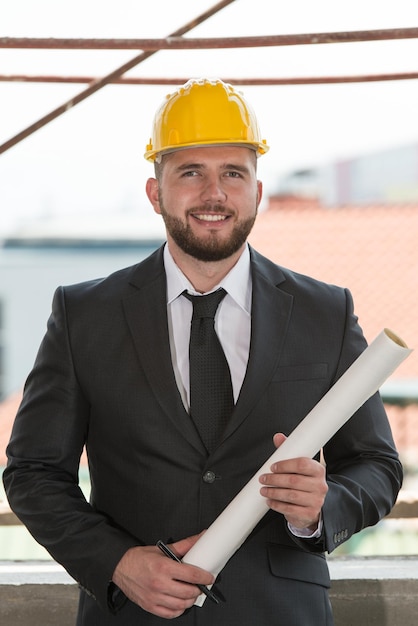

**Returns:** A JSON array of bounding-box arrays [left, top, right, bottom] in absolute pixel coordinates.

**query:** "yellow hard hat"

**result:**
[[144, 78, 269, 162]]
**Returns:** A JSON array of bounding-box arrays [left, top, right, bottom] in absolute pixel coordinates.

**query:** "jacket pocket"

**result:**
[[267, 542, 331, 588]]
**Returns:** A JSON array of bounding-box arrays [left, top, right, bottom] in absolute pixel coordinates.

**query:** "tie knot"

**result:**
[[183, 288, 227, 320]]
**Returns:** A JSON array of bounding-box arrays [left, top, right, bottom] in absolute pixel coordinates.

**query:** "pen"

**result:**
[[156, 539, 220, 605]]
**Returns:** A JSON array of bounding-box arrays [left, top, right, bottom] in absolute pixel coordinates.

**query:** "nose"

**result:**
[[200, 175, 227, 204]]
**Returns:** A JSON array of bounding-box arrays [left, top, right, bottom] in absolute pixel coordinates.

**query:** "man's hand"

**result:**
[[112, 534, 214, 619], [259, 433, 328, 531]]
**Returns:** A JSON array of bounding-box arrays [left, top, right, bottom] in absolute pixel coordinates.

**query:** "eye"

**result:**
[[225, 170, 243, 178], [181, 169, 199, 177]]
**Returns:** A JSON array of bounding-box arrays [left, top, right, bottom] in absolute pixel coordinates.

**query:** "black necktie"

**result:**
[[183, 288, 234, 453]]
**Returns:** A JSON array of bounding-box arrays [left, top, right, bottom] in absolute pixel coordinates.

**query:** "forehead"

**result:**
[[162, 145, 257, 169]]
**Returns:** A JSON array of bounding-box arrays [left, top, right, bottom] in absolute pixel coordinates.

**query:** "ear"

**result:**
[[145, 178, 161, 215], [256, 180, 263, 207]]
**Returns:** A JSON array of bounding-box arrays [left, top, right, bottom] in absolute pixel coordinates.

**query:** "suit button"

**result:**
[[203, 470, 216, 484]]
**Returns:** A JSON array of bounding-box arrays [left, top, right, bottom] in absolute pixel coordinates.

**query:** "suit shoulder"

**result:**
[[55, 266, 136, 310], [57, 246, 164, 304], [280, 265, 347, 299], [250, 247, 348, 301]]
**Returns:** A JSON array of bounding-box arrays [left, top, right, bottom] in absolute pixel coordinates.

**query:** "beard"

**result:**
[[158, 196, 257, 263]]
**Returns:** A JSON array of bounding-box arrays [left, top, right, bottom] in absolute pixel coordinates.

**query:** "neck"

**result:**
[[167, 240, 245, 293]]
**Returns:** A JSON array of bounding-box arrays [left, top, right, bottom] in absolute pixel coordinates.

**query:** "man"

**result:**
[[3, 79, 402, 625]]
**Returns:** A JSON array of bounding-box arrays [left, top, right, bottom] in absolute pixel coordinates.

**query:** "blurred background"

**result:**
[[1, 0, 417, 560]]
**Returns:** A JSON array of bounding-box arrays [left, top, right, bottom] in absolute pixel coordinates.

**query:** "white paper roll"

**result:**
[[182, 328, 412, 604]]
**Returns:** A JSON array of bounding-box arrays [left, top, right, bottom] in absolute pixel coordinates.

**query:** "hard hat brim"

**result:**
[[144, 140, 269, 163]]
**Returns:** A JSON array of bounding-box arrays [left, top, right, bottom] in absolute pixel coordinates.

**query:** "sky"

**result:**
[[1, 0, 418, 236]]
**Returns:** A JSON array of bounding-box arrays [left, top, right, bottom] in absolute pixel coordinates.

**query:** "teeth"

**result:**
[[195, 214, 227, 221]]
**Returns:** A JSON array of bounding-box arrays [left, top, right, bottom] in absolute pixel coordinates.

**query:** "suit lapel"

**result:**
[[122, 248, 206, 454], [121, 246, 294, 453], [221, 249, 294, 442]]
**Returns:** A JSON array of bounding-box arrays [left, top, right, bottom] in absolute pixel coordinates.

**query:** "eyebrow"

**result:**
[[175, 162, 251, 174], [175, 163, 204, 172]]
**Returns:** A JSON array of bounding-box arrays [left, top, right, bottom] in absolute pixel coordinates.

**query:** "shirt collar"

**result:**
[[164, 243, 252, 314]]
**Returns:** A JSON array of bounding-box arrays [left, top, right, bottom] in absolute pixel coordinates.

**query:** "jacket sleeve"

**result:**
[[2, 286, 138, 613], [321, 289, 403, 553]]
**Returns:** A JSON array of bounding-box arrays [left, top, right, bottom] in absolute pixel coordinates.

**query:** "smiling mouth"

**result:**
[[192, 214, 229, 222]]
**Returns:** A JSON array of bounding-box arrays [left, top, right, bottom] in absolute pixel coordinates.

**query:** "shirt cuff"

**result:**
[[288, 514, 323, 539]]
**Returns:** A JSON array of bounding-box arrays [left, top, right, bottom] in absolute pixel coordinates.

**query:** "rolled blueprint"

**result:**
[[182, 328, 412, 604]]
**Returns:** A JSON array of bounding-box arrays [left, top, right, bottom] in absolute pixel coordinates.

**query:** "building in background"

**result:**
[[277, 142, 418, 206]]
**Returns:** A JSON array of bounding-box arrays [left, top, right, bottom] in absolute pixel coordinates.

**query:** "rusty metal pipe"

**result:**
[[1, 27, 418, 50], [0, 0, 236, 155], [1, 73, 418, 86]]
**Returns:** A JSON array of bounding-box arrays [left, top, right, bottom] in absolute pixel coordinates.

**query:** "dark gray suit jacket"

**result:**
[[3, 246, 402, 625]]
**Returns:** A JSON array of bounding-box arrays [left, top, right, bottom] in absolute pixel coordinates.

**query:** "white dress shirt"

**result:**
[[164, 243, 252, 411]]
